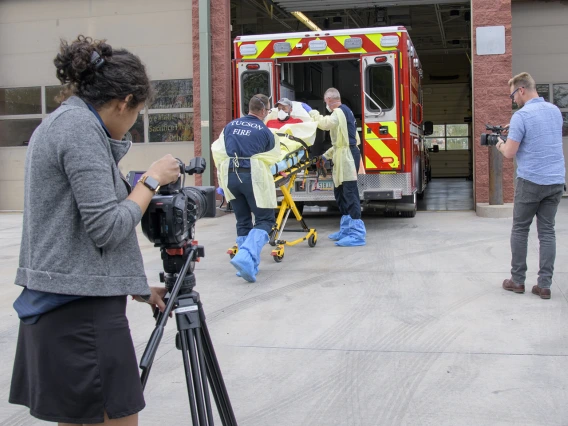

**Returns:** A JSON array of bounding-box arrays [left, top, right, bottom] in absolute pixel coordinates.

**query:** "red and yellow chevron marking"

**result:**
[[363, 122, 400, 170], [236, 32, 400, 59], [411, 77, 419, 105]]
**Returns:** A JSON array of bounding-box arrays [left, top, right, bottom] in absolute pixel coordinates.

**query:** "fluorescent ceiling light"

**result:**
[[291, 11, 322, 32]]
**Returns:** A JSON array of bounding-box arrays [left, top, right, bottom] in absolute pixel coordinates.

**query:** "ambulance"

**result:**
[[233, 26, 433, 217]]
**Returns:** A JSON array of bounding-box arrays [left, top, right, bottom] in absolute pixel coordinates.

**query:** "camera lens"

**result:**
[[183, 187, 208, 222]]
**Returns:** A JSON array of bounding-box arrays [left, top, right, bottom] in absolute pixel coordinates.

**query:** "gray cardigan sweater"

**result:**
[[16, 96, 150, 297]]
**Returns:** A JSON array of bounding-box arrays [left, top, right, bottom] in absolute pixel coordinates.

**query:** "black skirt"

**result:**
[[9, 296, 145, 424]]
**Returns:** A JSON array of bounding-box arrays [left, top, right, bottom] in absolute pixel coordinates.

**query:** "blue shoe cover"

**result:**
[[237, 265, 258, 278], [230, 229, 268, 282], [328, 215, 350, 240], [235, 236, 247, 277], [335, 219, 366, 247]]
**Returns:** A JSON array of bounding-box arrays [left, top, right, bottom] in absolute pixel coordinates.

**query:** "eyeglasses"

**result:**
[[252, 96, 268, 110], [509, 87, 523, 100]]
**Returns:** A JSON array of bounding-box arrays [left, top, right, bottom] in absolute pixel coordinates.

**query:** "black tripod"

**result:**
[[139, 245, 238, 426]]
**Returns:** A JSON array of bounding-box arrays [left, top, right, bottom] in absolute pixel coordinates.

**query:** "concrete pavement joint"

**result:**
[[231, 344, 568, 358]]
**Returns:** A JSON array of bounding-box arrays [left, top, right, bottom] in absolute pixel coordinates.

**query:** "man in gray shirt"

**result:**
[[498, 72, 565, 299]]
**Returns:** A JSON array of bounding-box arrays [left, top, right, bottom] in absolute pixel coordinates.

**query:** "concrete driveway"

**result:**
[[1, 203, 568, 425]]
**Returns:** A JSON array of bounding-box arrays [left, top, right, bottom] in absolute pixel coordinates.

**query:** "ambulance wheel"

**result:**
[[308, 234, 317, 247], [401, 209, 417, 218], [273, 253, 284, 263]]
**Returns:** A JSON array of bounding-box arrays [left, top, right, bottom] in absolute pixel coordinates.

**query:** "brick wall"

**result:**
[[192, 0, 232, 186], [472, 0, 514, 203]]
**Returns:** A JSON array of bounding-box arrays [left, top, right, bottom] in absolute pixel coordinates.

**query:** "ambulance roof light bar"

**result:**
[[291, 11, 322, 32]]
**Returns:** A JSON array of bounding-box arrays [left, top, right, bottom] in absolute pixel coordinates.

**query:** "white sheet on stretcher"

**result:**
[[265, 101, 318, 176]]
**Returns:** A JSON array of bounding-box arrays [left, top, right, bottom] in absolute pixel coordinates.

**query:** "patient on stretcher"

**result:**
[[264, 100, 318, 175]]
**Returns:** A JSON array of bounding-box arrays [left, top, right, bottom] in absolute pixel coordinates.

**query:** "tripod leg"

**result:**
[[178, 329, 200, 426], [194, 329, 215, 425], [199, 308, 238, 426], [140, 308, 167, 389], [186, 327, 209, 425]]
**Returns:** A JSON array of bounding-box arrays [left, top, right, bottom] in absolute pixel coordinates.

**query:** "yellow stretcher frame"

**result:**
[[226, 140, 318, 263], [269, 152, 318, 262]]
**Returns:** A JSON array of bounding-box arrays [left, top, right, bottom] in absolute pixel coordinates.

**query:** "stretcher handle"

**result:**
[[275, 133, 311, 153]]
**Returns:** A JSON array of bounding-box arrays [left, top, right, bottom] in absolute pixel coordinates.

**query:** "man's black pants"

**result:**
[[333, 146, 362, 219], [227, 171, 275, 236]]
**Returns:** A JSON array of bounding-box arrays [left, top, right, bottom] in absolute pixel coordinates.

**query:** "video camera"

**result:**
[[126, 157, 216, 249], [480, 124, 507, 146]]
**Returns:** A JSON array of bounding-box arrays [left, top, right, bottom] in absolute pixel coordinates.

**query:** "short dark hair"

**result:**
[[53, 35, 154, 109], [249, 94, 269, 114]]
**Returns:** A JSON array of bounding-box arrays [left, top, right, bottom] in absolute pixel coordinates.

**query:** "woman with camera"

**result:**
[[9, 36, 180, 425]]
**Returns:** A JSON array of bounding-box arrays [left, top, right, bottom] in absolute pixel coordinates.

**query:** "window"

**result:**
[[0, 87, 42, 147], [366, 65, 394, 111], [149, 113, 193, 142], [45, 85, 64, 114], [128, 114, 145, 143], [553, 84, 568, 109], [147, 79, 193, 143], [150, 80, 193, 109], [425, 124, 469, 150], [0, 79, 194, 147], [0, 87, 41, 115], [241, 71, 270, 115], [0, 119, 42, 147], [537, 84, 550, 102]]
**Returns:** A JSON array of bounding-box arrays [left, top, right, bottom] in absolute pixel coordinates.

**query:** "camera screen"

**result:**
[[126, 171, 146, 187]]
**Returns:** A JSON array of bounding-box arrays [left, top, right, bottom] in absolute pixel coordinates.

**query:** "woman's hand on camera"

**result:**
[[147, 154, 181, 185]]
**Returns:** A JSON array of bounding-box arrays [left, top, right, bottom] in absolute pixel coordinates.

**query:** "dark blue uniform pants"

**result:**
[[228, 172, 275, 236], [333, 146, 362, 220]]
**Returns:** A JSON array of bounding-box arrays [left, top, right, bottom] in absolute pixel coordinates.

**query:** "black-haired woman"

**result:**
[[9, 36, 180, 426]]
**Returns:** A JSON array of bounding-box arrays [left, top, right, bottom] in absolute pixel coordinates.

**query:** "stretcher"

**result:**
[[227, 133, 319, 263], [269, 133, 318, 262]]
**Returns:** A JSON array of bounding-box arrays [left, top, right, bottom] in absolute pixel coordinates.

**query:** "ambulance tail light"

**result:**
[[374, 57, 388, 63], [246, 64, 260, 70], [382, 157, 394, 164]]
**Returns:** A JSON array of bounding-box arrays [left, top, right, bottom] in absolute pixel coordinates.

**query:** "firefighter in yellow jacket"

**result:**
[[309, 88, 366, 246], [211, 95, 281, 282]]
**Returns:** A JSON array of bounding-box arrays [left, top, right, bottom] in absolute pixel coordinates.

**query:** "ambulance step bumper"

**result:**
[[363, 189, 402, 200]]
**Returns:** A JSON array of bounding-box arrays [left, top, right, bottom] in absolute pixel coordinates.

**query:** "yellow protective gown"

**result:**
[[309, 107, 358, 187], [211, 131, 281, 209]]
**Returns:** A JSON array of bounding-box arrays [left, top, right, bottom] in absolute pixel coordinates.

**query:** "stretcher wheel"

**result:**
[[227, 245, 238, 259], [273, 253, 284, 263], [308, 234, 317, 247]]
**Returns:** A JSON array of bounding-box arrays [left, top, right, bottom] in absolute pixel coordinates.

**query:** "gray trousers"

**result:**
[[511, 177, 564, 288]]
